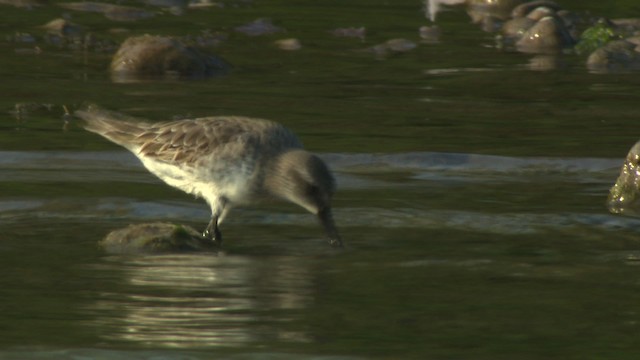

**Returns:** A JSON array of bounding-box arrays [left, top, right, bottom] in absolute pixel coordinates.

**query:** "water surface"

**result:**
[[2, 1, 640, 359]]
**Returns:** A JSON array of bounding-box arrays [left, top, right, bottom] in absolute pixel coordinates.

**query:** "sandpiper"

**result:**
[[76, 106, 342, 248]]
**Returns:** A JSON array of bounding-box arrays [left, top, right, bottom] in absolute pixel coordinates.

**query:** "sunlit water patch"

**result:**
[[85, 254, 314, 347]]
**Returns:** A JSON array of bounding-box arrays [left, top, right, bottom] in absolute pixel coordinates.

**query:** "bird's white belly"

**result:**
[[139, 156, 256, 206]]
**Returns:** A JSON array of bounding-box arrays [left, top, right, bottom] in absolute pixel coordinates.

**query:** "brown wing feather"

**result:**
[[135, 116, 302, 165], [78, 107, 303, 165]]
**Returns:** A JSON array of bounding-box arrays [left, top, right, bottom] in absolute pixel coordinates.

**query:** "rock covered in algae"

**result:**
[[608, 140, 640, 216], [110, 35, 230, 82], [100, 222, 218, 254]]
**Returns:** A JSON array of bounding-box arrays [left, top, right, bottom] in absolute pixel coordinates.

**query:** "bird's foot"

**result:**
[[328, 237, 343, 248], [202, 227, 223, 246]]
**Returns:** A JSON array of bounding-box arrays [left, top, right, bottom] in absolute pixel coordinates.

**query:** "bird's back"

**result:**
[[76, 107, 303, 166]]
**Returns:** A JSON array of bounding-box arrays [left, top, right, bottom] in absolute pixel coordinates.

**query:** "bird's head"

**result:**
[[266, 150, 342, 247]]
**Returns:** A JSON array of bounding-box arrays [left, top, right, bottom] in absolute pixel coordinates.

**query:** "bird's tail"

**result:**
[[75, 104, 149, 148]]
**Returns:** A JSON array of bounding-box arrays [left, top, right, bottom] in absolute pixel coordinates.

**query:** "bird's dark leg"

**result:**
[[203, 216, 222, 245]]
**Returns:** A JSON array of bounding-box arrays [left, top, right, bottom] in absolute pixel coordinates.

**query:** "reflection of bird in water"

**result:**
[[76, 106, 342, 247], [91, 254, 313, 347]]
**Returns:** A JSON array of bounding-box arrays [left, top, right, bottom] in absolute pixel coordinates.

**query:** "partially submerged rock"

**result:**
[[467, 0, 525, 21], [41, 18, 84, 37], [58, 2, 154, 21], [586, 40, 640, 73], [330, 27, 366, 40], [110, 35, 230, 81], [100, 222, 218, 254], [274, 38, 301, 51], [511, 0, 559, 18], [608, 140, 640, 216], [369, 38, 417, 56], [0, 0, 46, 8], [502, 16, 536, 38], [515, 16, 574, 53], [234, 18, 284, 36], [419, 25, 441, 43]]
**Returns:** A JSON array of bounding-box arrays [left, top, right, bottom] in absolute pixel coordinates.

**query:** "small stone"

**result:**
[[419, 25, 441, 43], [41, 18, 83, 37], [384, 38, 417, 52], [330, 27, 366, 40], [234, 18, 284, 36], [274, 38, 301, 50], [100, 222, 218, 254], [369, 38, 417, 57]]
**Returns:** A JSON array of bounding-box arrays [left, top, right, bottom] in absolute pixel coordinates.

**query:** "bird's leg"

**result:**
[[203, 215, 222, 245], [203, 199, 227, 246]]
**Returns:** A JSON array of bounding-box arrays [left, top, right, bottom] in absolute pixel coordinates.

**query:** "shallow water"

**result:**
[[3, 0, 640, 359]]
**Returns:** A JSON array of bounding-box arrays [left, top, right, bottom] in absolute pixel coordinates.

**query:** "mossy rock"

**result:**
[[100, 222, 218, 254], [608, 140, 640, 216], [575, 22, 619, 55]]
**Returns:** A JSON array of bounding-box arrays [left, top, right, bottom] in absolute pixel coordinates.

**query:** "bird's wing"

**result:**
[[133, 117, 254, 164], [78, 106, 302, 165]]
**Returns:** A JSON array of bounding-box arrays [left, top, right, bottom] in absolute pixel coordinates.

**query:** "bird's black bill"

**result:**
[[318, 207, 342, 248]]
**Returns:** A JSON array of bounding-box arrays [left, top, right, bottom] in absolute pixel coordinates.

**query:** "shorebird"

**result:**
[[76, 106, 342, 248]]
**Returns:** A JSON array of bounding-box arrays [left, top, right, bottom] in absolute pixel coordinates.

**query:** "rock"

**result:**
[[274, 38, 301, 50], [419, 25, 441, 43], [587, 40, 640, 72], [0, 0, 46, 8], [330, 27, 366, 40], [110, 35, 230, 81], [515, 16, 573, 53], [467, 0, 525, 21], [41, 18, 83, 37], [526, 54, 563, 71], [58, 2, 153, 21], [611, 18, 640, 33], [502, 17, 535, 38], [574, 21, 618, 55], [526, 6, 555, 21], [626, 36, 640, 47], [137, 0, 187, 8], [234, 18, 284, 36], [100, 222, 218, 254], [369, 38, 417, 56], [187, 0, 224, 9], [385, 38, 418, 52], [608, 140, 640, 215], [511, 0, 559, 18]]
